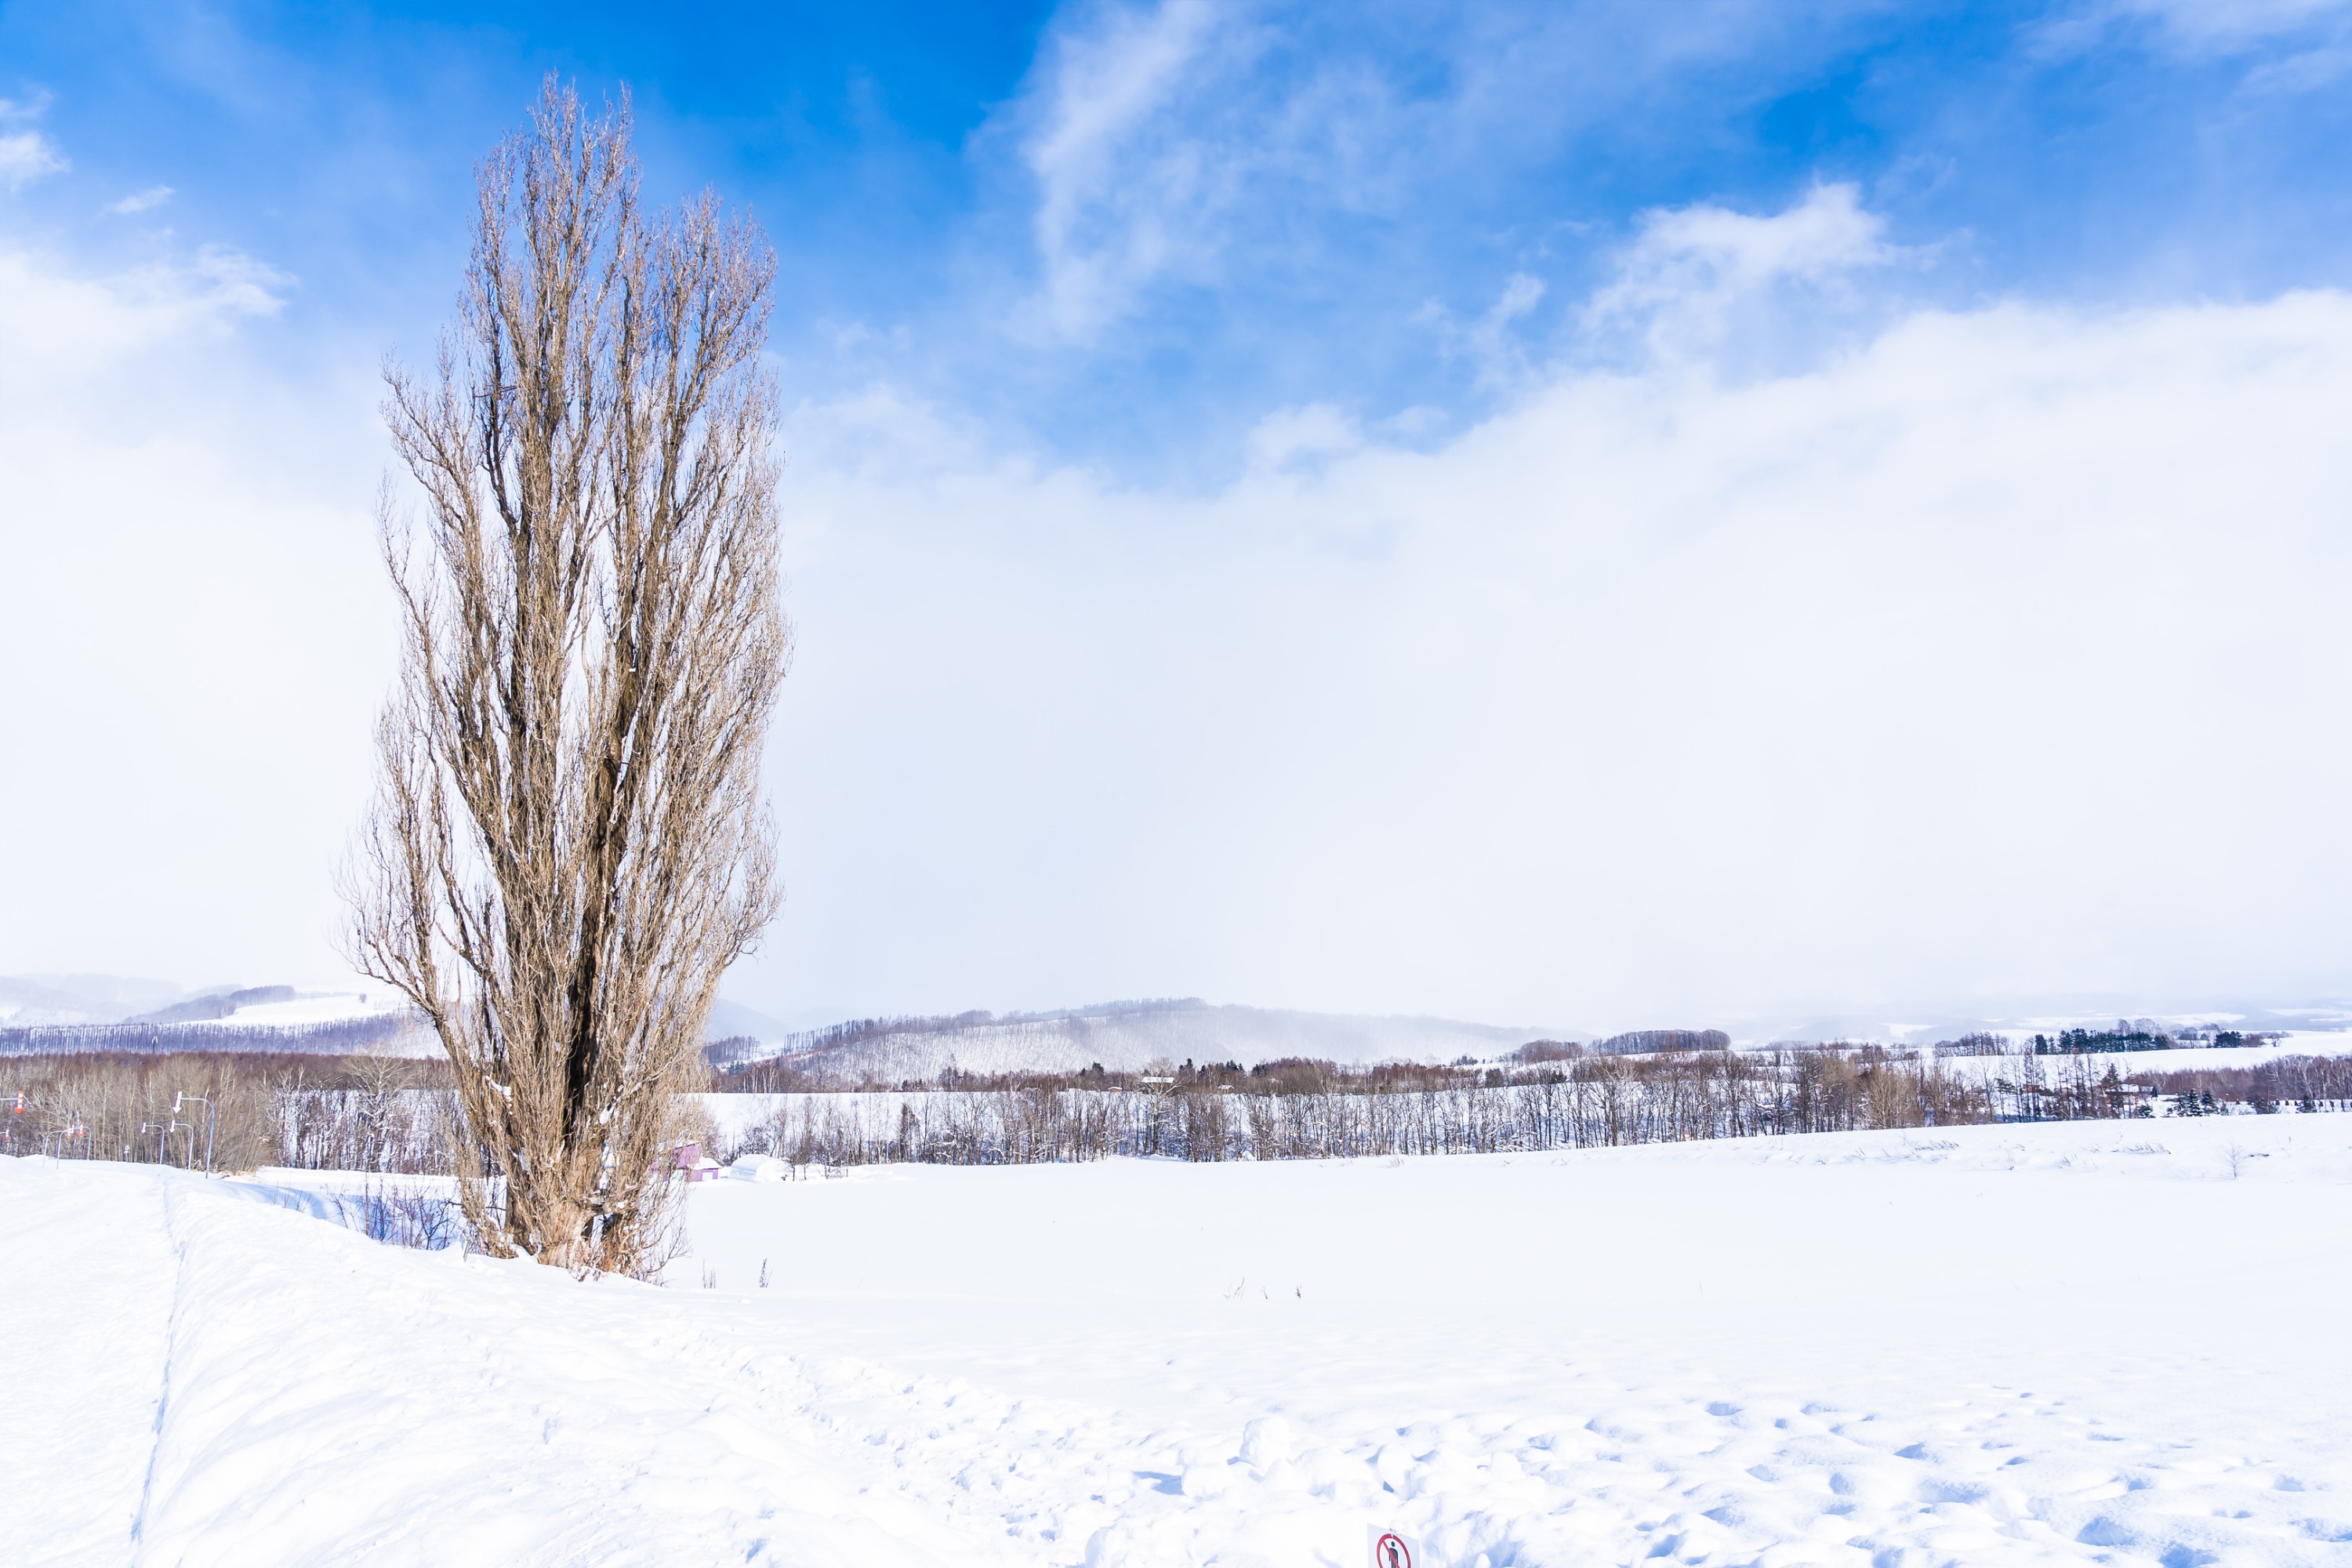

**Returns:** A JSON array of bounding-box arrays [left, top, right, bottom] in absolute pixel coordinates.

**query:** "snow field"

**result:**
[[4, 1115, 2349, 1565], [670, 1118, 2352, 1567]]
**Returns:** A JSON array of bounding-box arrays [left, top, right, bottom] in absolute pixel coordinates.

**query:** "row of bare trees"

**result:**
[[0, 1015, 422, 1058], [0, 1052, 451, 1172], [2136, 1054, 2352, 1114], [15, 1046, 2352, 1179], [724, 1047, 2033, 1167]]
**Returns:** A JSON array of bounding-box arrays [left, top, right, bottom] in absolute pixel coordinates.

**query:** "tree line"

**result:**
[[1, 1051, 452, 1172], [721, 1045, 2352, 1168], [12, 1045, 2349, 1178], [0, 1014, 423, 1059]]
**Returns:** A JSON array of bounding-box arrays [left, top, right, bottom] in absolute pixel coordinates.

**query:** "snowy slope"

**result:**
[[6, 1116, 2351, 1565], [0, 1163, 956, 1566], [165, 990, 413, 1029], [746, 1000, 1553, 1079]]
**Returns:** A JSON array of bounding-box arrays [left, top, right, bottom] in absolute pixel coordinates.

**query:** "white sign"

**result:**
[[1368, 1526, 1424, 1568]]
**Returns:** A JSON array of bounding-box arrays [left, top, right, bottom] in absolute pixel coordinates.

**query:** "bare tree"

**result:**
[[346, 78, 787, 1274]]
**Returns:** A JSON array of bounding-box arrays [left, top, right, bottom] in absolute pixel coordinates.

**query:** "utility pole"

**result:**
[[172, 1092, 216, 1176]]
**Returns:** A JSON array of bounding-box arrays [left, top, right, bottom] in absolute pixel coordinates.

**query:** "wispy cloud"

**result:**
[[1018, 0, 1236, 340], [107, 184, 175, 215], [1584, 183, 1904, 368], [2100, 0, 2352, 49], [183, 245, 292, 317], [0, 242, 292, 388], [0, 131, 67, 191], [984, 0, 1889, 424], [0, 94, 68, 191], [2038, 0, 2352, 84]]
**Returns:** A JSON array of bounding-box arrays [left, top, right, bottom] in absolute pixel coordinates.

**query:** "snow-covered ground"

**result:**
[[5, 1116, 2350, 1566]]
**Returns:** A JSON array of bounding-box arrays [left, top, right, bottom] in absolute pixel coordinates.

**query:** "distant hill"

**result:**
[[132, 985, 300, 1024], [708, 998, 1561, 1080], [0, 974, 427, 1057], [706, 996, 797, 1044], [0, 973, 191, 1026]]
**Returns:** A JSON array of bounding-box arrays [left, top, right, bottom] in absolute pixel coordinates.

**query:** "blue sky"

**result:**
[[7, 1, 2352, 1029], [12, 0, 2352, 474]]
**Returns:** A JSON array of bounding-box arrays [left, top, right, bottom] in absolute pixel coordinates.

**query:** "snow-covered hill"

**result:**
[[724, 1000, 2352, 1080], [0, 973, 409, 1031], [5, 1115, 2348, 1564], [161, 989, 411, 1030], [726, 998, 1560, 1079]]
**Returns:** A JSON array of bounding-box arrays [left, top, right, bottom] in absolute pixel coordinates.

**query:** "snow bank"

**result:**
[[7, 1114, 2351, 1565], [0, 1161, 962, 1566]]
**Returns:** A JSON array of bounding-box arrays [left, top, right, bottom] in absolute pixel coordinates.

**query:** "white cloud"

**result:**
[[1245, 401, 1360, 472], [185, 245, 294, 316], [1018, 0, 1232, 339], [755, 286, 2352, 1025], [995, 5, 1876, 347], [0, 130, 67, 190], [0, 242, 382, 989], [9, 171, 2352, 1031], [0, 244, 292, 391], [0, 93, 67, 190], [1585, 183, 1900, 364], [107, 185, 175, 215], [1616, 182, 1893, 290]]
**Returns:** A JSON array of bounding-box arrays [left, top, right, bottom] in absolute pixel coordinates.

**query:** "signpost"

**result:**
[[1367, 1528, 1423, 1568]]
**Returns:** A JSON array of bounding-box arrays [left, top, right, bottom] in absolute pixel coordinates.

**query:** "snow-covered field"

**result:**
[[5, 1116, 2349, 1566]]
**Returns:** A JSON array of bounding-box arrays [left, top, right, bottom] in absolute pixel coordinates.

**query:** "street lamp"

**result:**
[[172, 1094, 216, 1178], [140, 1123, 169, 1163]]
